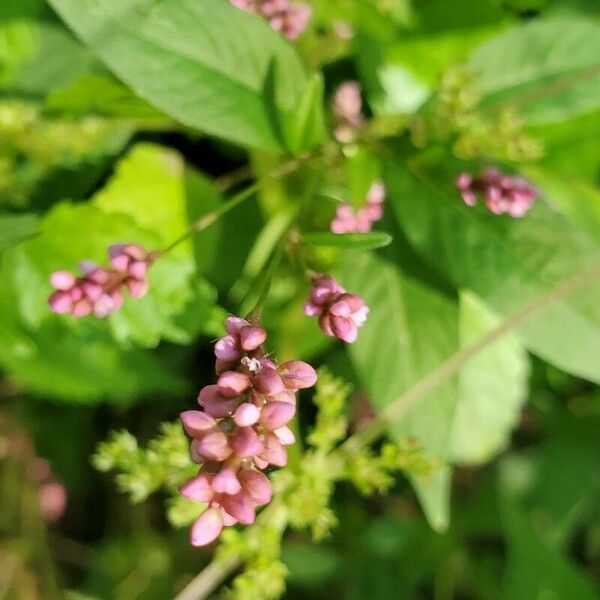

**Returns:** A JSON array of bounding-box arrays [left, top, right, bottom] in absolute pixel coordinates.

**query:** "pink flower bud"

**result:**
[[226, 316, 249, 335], [261, 401, 296, 430], [195, 431, 232, 462], [72, 299, 93, 317], [127, 278, 148, 299], [274, 425, 295, 445], [279, 360, 318, 390], [238, 470, 272, 505], [231, 426, 264, 458], [181, 473, 215, 502], [233, 403, 261, 427], [260, 434, 287, 467], [49, 291, 73, 314], [217, 371, 251, 398], [190, 508, 224, 546], [214, 335, 240, 361], [220, 491, 256, 525], [253, 368, 285, 396], [239, 325, 267, 351], [50, 271, 76, 291], [198, 385, 239, 418], [181, 411, 216, 437], [330, 315, 358, 343], [212, 468, 242, 495], [39, 482, 67, 522]]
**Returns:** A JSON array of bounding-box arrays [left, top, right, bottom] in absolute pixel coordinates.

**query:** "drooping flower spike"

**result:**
[[455, 168, 539, 218], [305, 275, 369, 344], [48, 243, 156, 318], [230, 0, 312, 40], [181, 315, 317, 547], [331, 81, 364, 143], [331, 181, 386, 234]]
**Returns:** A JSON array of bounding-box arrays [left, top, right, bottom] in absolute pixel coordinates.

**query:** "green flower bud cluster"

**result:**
[[219, 522, 288, 600], [92, 423, 196, 506], [0, 100, 129, 205], [410, 65, 543, 162], [346, 439, 444, 495]]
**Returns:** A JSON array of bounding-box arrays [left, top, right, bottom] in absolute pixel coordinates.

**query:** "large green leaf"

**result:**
[[387, 157, 600, 383], [470, 17, 600, 124], [342, 253, 530, 529], [48, 0, 308, 150]]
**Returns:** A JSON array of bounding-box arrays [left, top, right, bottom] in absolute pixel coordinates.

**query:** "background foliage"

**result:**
[[0, 0, 599, 598]]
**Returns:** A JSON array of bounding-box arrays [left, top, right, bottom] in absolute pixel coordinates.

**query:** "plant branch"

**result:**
[[174, 555, 241, 600], [176, 261, 600, 600], [162, 150, 321, 254]]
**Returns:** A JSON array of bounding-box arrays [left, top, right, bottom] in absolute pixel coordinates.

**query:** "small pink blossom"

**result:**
[[181, 315, 317, 547], [332, 81, 364, 143], [48, 244, 156, 318], [455, 168, 539, 218], [305, 275, 369, 343], [331, 181, 386, 233], [230, 0, 311, 39]]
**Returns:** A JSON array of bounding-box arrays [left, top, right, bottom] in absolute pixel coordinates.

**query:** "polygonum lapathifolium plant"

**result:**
[[181, 315, 317, 546], [455, 168, 539, 217], [49, 243, 158, 317]]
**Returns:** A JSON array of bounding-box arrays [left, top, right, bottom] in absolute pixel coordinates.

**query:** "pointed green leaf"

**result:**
[[303, 231, 392, 250], [48, 0, 307, 150]]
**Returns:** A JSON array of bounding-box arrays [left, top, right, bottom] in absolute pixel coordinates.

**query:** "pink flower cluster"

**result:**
[[180, 316, 317, 547], [230, 0, 312, 39], [305, 275, 369, 344], [455, 168, 539, 218], [331, 181, 386, 233], [48, 244, 155, 318], [332, 81, 364, 143]]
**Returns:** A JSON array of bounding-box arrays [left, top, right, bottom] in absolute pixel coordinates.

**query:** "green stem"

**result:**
[[162, 149, 323, 255], [162, 182, 260, 254], [243, 244, 284, 322]]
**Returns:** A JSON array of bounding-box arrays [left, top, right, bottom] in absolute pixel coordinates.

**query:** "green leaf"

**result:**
[[280, 72, 327, 154], [450, 291, 530, 464], [48, 0, 308, 150], [523, 164, 600, 246], [387, 157, 600, 383], [469, 17, 600, 124], [0, 213, 39, 253], [303, 231, 392, 250], [342, 253, 533, 529], [340, 253, 457, 530], [93, 143, 192, 252], [46, 73, 169, 122], [0, 20, 96, 96]]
